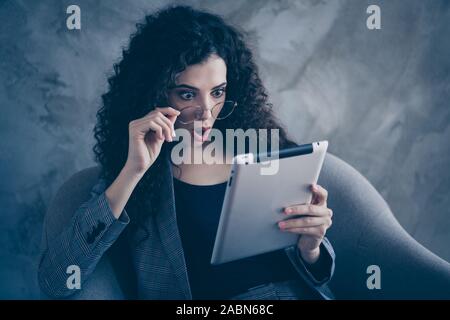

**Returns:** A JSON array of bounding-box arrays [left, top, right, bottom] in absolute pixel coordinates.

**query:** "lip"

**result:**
[[193, 126, 212, 142]]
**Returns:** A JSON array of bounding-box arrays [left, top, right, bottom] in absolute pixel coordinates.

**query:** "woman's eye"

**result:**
[[212, 88, 226, 98], [179, 91, 195, 100]]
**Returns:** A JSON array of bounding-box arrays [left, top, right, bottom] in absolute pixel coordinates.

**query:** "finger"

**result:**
[[278, 216, 330, 229], [136, 119, 165, 140], [134, 113, 175, 141], [311, 184, 328, 205], [281, 225, 327, 237], [283, 204, 332, 217], [139, 107, 180, 124], [155, 112, 176, 137], [153, 109, 178, 133], [166, 114, 178, 125], [131, 118, 162, 140], [154, 106, 181, 117], [153, 117, 173, 142], [143, 120, 164, 140]]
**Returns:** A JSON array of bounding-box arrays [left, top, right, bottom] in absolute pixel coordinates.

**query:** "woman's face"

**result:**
[[167, 54, 227, 147]]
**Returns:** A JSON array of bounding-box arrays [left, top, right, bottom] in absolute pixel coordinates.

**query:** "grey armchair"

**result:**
[[40, 153, 450, 299]]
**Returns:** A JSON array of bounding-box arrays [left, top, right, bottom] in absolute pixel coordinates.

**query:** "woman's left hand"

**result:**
[[278, 184, 333, 264]]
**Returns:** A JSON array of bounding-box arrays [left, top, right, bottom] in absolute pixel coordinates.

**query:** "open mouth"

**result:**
[[193, 126, 212, 142]]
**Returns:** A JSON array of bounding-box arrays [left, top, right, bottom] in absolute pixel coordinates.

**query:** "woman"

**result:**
[[38, 5, 335, 300]]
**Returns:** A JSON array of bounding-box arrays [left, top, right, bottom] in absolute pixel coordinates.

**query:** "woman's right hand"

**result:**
[[125, 107, 180, 176]]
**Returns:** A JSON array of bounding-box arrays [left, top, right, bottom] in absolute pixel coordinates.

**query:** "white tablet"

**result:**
[[211, 140, 328, 265]]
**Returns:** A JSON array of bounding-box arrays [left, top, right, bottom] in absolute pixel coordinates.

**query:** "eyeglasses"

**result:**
[[174, 100, 237, 125]]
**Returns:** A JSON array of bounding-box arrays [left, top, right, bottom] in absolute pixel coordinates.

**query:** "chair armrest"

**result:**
[[320, 153, 450, 299]]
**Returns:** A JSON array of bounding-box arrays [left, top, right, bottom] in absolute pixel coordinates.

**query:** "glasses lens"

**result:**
[[179, 106, 202, 123], [177, 101, 236, 124], [215, 101, 236, 120]]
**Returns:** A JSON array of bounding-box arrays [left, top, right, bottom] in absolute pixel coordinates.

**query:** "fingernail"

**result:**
[[285, 208, 292, 214], [278, 221, 285, 228], [172, 131, 176, 138]]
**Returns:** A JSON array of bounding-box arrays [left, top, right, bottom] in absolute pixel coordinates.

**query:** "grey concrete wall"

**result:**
[[0, 0, 448, 298]]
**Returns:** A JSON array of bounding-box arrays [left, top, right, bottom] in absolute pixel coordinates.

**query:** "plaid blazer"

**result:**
[[38, 153, 335, 300]]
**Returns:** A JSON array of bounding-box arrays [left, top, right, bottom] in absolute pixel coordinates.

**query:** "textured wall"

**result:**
[[0, 0, 449, 298]]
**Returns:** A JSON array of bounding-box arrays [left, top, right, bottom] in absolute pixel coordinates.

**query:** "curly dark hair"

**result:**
[[93, 5, 298, 240]]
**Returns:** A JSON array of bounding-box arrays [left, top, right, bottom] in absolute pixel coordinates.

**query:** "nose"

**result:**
[[199, 108, 212, 120], [198, 98, 214, 120]]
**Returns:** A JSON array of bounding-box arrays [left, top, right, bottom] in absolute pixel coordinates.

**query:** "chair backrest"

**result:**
[[41, 153, 450, 299]]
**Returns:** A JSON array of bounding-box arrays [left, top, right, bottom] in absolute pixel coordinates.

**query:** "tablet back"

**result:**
[[211, 141, 328, 265]]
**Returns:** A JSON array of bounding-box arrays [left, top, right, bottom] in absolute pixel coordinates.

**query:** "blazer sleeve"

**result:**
[[37, 177, 130, 298], [284, 237, 336, 299]]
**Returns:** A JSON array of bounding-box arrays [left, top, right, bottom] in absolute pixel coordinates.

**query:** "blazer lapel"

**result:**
[[154, 152, 192, 299]]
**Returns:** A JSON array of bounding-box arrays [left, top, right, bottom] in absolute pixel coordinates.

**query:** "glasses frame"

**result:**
[[173, 100, 238, 125]]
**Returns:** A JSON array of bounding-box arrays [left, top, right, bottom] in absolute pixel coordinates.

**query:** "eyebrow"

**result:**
[[171, 82, 227, 91]]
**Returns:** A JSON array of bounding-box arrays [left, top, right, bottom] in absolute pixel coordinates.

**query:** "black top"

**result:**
[[173, 177, 300, 299]]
